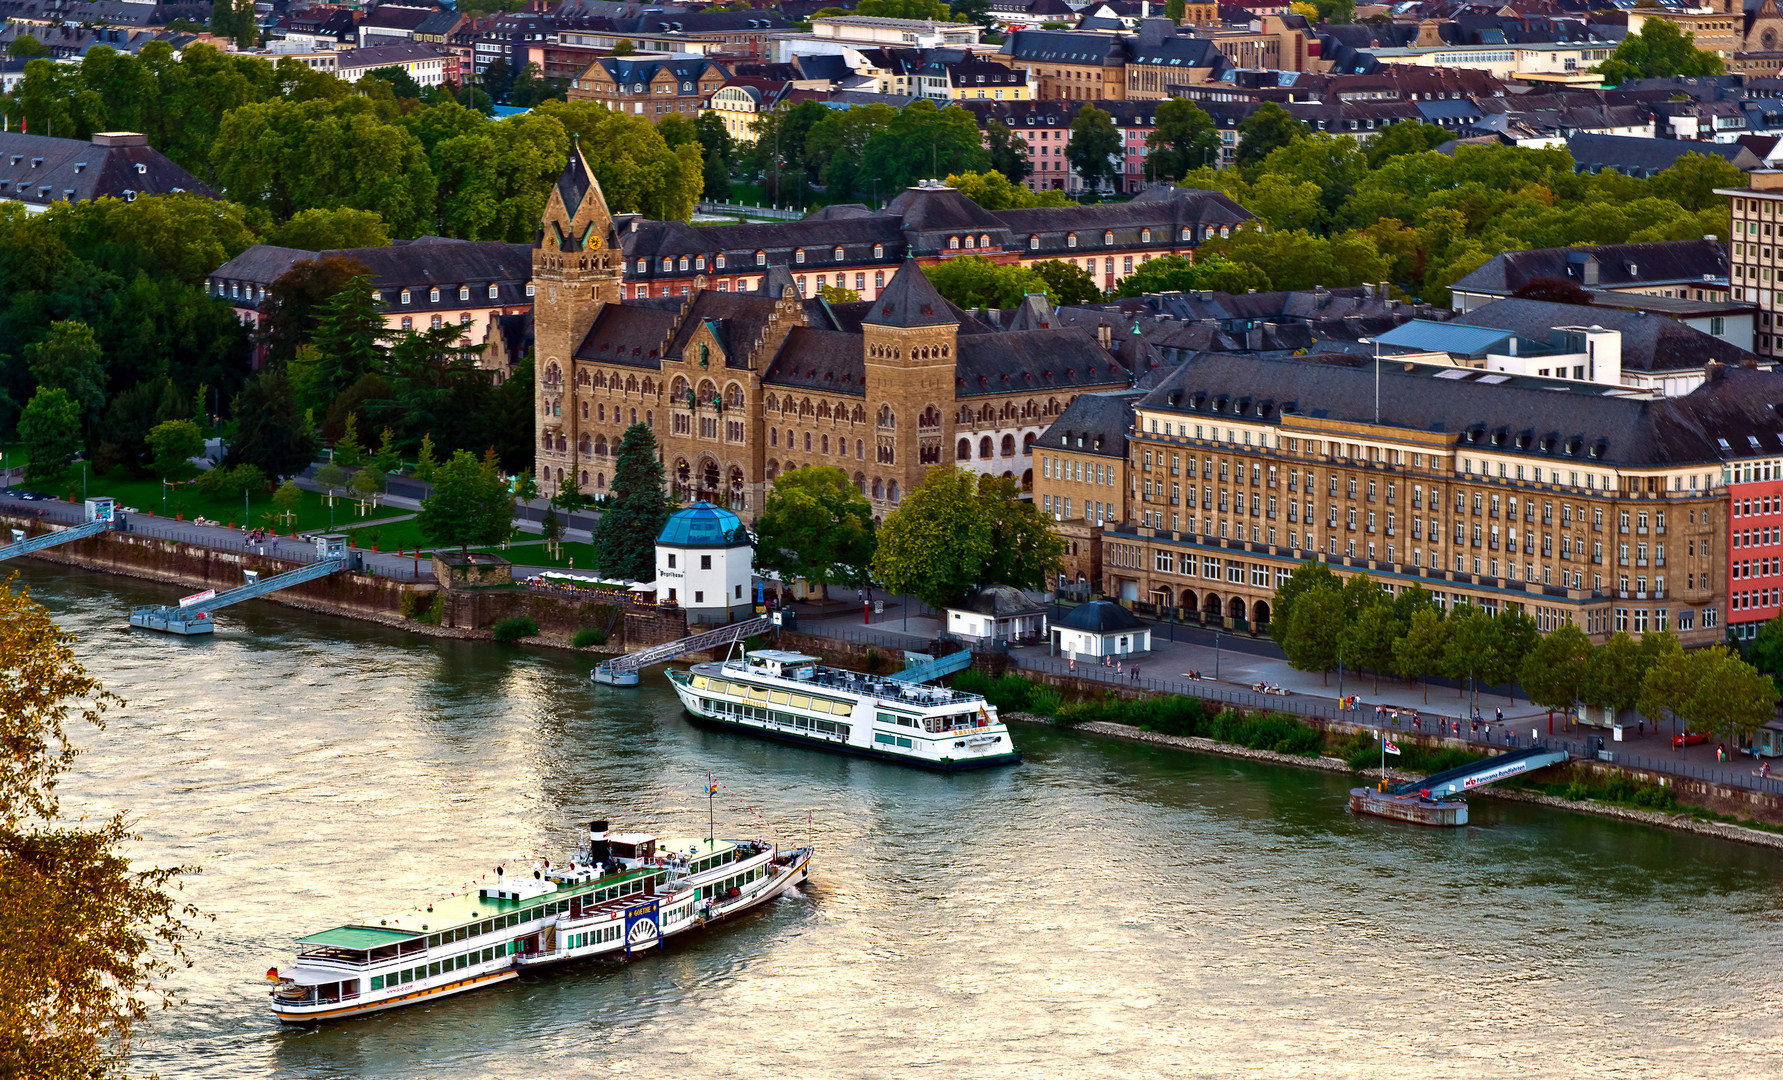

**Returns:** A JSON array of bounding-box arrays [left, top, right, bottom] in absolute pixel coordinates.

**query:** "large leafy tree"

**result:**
[[433, 112, 571, 242], [858, 99, 989, 196], [534, 100, 704, 220], [146, 418, 205, 482], [0, 580, 204, 1080], [1114, 254, 1271, 298], [1268, 559, 1341, 651], [871, 467, 993, 611], [19, 388, 82, 483], [258, 256, 370, 372], [94, 378, 188, 475], [1144, 98, 1220, 183], [416, 448, 514, 551], [226, 367, 315, 481], [1341, 599, 1403, 692], [943, 170, 1068, 211], [264, 207, 390, 251], [1234, 101, 1305, 171], [1393, 607, 1449, 703], [754, 466, 876, 599], [978, 474, 1064, 591], [1595, 19, 1723, 85], [983, 120, 1031, 185], [1580, 631, 1647, 717], [803, 103, 897, 201], [1519, 621, 1592, 717], [1279, 582, 1344, 681], [594, 422, 670, 581], [1065, 104, 1123, 194], [25, 321, 107, 431], [1030, 259, 1101, 305], [926, 256, 1057, 309]]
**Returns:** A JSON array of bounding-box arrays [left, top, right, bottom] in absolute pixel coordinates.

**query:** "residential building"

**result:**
[[1566, 133, 1760, 178], [1001, 29, 1128, 101], [946, 56, 1033, 101], [808, 15, 983, 49], [357, 4, 433, 47], [336, 43, 454, 87], [1099, 352, 1766, 647], [568, 53, 729, 121], [530, 149, 1135, 514], [208, 237, 534, 359], [707, 78, 793, 143], [1034, 389, 1140, 587], [0, 131, 215, 214], [1726, 445, 1783, 639], [1449, 239, 1733, 312]]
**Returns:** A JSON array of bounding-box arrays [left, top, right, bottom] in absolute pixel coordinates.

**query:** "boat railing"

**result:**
[[719, 662, 987, 708], [295, 950, 382, 969]]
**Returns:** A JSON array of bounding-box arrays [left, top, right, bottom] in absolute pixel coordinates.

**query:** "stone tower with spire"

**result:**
[[534, 144, 621, 494], [862, 259, 959, 502]]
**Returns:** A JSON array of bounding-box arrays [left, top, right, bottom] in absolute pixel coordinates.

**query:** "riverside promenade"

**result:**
[[789, 595, 1783, 800]]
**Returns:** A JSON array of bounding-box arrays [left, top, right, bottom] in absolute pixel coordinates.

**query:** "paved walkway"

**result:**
[[788, 596, 1783, 798]]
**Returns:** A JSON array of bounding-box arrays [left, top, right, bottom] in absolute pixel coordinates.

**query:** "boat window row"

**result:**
[[878, 711, 918, 729], [568, 925, 621, 949], [370, 946, 501, 990], [424, 877, 662, 948], [691, 675, 852, 715], [705, 866, 763, 898], [876, 732, 916, 749]]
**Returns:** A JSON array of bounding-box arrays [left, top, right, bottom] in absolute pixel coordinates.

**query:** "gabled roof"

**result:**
[[1055, 600, 1147, 633], [1039, 389, 1141, 460], [0, 131, 215, 208], [1450, 238, 1728, 296], [864, 259, 955, 328]]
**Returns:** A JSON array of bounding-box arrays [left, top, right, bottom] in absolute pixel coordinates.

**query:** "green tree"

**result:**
[[1581, 631, 1646, 718], [146, 418, 205, 482], [1030, 259, 1102, 305], [855, 0, 953, 18], [1280, 583, 1345, 681], [263, 207, 389, 251], [414, 432, 439, 483], [1144, 98, 1220, 183], [1342, 599, 1404, 692], [703, 148, 732, 202], [1393, 607, 1449, 703], [803, 103, 896, 200], [226, 368, 316, 481], [1065, 104, 1123, 194], [820, 283, 862, 303], [1165, 0, 1186, 23], [364, 65, 424, 100], [314, 460, 346, 504], [372, 426, 401, 475], [1234, 102, 1305, 171], [1520, 621, 1592, 719], [1494, 607, 1540, 700], [551, 474, 588, 514], [432, 112, 571, 242], [7, 32, 46, 58], [1688, 648, 1780, 744], [19, 388, 82, 483], [926, 256, 1057, 309], [1268, 559, 1341, 649], [0, 580, 203, 1080], [350, 466, 382, 511], [978, 473, 1065, 589], [257, 256, 370, 372], [592, 422, 669, 581], [984, 120, 1032, 185], [754, 466, 877, 599], [306, 273, 385, 414], [1744, 615, 1783, 683], [333, 412, 363, 469], [1365, 120, 1449, 169], [415, 448, 513, 550], [1443, 604, 1506, 703], [1114, 254, 1272, 298], [26, 321, 107, 431], [535, 100, 704, 220], [857, 99, 989, 196], [1595, 19, 1724, 85], [870, 467, 993, 611], [271, 478, 302, 525], [1645, 152, 1746, 211], [208, 0, 256, 46], [942, 170, 1069, 211]]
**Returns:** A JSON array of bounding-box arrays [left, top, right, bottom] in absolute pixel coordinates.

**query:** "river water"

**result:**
[[22, 562, 1783, 1079]]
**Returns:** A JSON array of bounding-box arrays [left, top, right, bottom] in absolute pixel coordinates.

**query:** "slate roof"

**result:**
[[1039, 389, 1141, 460], [1141, 352, 1783, 468], [1450, 297, 1757, 375], [339, 43, 452, 70], [864, 258, 956, 328], [1566, 133, 1760, 177], [0, 131, 215, 209], [956, 329, 1129, 397], [764, 327, 867, 393], [554, 147, 595, 226], [1450, 238, 1729, 297], [955, 584, 1047, 617], [1055, 600, 1146, 632]]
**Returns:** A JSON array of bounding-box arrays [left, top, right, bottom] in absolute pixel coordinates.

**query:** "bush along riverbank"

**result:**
[[959, 669, 1783, 848]]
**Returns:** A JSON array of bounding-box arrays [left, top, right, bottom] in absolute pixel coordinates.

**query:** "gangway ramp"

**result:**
[[886, 650, 972, 684], [1, 498, 118, 561], [129, 534, 357, 635], [1392, 744, 1570, 800], [593, 615, 772, 685]]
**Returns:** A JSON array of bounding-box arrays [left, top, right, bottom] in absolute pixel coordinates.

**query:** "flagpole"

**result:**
[[707, 772, 715, 845]]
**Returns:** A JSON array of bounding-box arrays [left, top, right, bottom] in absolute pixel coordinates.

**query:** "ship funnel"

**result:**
[[588, 819, 611, 865]]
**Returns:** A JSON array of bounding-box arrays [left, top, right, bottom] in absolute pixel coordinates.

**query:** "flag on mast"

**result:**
[[1383, 740, 1402, 756]]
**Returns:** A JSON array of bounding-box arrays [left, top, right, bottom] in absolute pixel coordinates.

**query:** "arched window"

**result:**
[[595, 434, 608, 456], [888, 480, 899, 503], [856, 439, 864, 459], [979, 436, 993, 459], [872, 477, 884, 499], [597, 472, 606, 489], [957, 438, 971, 460], [1023, 431, 1036, 453], [795, 248, 806, 264], [1029, 235, 1039, 250], [833, 246, 843, 260], [429, 287, 440, 302], [725, 384, 744, 408], [671, 376, 689, 399], [980, 234, 991, 247], [804, 432, 812, 451], [1001, 434, 1015, 457], [950, 236, 960, 250], [1067, 233, 1077, 248], [919, 405, 940, 428], [877, 405, 895, 428], [579, 435, 591, 454], [642, 378, 654, 395], [581, 402, 589, 420], [626, 375, 639, 393], [430, 314, 442, 329], [821, 435, 830, 454], [965, 235, 975, 249]]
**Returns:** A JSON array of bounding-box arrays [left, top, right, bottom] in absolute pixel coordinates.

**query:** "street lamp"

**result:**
[[1215, 629, 1222, 680]]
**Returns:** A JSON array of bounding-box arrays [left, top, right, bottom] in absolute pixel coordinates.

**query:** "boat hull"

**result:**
[[683, 707, 1022, 771], [591, 665, 640, 687], [270, 969, 518, 1024], [1349, 787, 1468, 827]]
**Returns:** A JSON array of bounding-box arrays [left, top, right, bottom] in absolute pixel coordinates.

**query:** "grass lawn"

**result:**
[[340, 516, 431, 552], [467, 540, 605, 571], [67, 467, 397, 534]]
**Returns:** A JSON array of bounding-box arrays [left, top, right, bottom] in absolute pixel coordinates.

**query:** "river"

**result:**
[[22, 562, 1783, 1079]]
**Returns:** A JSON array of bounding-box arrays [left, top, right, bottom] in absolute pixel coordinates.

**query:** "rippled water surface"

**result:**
[[21, 562, 1783, 1079]]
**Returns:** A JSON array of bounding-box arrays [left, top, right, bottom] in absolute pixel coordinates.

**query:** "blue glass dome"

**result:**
[[656, 502, 749, 548]]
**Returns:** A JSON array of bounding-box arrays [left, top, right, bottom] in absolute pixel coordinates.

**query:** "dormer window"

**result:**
[[965, 235, 975, 249], [1142, 228, 1151, 243], [1180, 226, 1191, 240], [638, 258, 648, 273], [1067, 233, 1077, 248], [1103, 231, 1114, 245], [135, 163, 147, 174], [950, 236, 960, 250], [755, 250, 766, 266], [458, 285, 470, 301], [795, 248, 806, 263], [678, 256, 689, 271], [488, 284, 499, 299], [695, 256, 706, 270], [661, 257, 673, 271], [833, 246, 843, 260], [429, 286, 440, 303], [1029, 235, 1039, 250], [716, 253, 726, 268], [401, 289, 412, 304]]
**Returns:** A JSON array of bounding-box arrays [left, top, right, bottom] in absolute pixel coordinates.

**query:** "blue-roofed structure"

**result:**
[[1373, 319, 1512, 360], [656, 502, 749, 548]]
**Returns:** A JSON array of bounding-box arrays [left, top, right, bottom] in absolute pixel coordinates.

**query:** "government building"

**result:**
[[529, 149, 1234, 517]]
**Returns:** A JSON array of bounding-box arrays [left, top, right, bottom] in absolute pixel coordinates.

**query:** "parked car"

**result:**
[[1673, 731, 1709, 748]]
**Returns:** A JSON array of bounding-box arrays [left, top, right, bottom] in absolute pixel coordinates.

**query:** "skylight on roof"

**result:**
[[1433, 369, 1470, 379]]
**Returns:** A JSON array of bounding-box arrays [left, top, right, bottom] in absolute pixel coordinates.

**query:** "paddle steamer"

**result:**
[[266, 820, 812, 1022], [667, 649, 1021, 770]]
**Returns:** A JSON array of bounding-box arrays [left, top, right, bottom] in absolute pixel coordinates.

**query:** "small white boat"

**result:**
[[266, 818, 812, 1023], [591, 661, 640, 687]]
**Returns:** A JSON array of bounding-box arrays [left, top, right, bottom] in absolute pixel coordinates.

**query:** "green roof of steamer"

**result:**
[[296, 926, 422, 950]]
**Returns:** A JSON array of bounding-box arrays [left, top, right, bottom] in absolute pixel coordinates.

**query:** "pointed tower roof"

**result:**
[[556, 142, 596, 218], [1005, 291, 1057, 332], [756, 262, 799, 299], [864, 259, 954, 328]]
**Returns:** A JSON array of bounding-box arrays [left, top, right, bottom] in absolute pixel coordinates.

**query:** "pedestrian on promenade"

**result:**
[[1130, 665, 1140, 682], [1495, 708, 1503, 724]]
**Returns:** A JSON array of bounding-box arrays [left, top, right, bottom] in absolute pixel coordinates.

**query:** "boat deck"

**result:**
[[701, 661, 989, 712]]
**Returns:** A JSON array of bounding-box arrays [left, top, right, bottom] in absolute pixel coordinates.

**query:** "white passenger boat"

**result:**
[[266, 819, 812, 1023], [666, 649, 1021, 770]]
